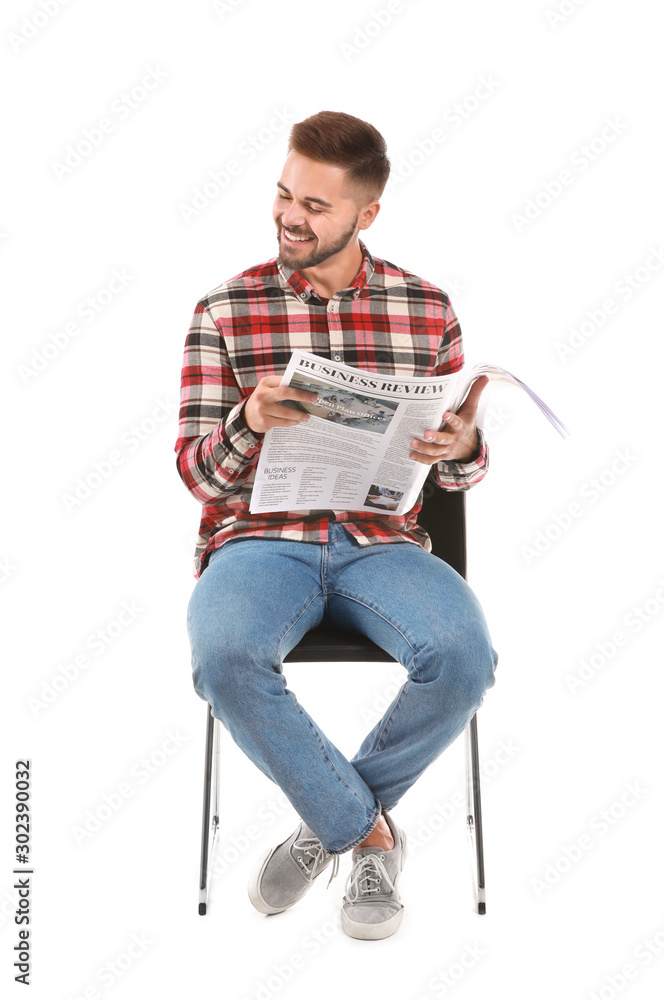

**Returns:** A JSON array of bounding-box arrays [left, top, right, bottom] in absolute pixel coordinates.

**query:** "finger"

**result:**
[[277, 386, 319, 403], [256, 375, 285, 388], [414, 430, 457, 449], [439, 412, 464, 433], [456, 375, 489, 417], [410, 438, 450, 457], [266, 404, 310, 421]]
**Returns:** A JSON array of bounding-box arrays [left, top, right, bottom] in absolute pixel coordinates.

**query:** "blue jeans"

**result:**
[[187, 522, 498, 855]]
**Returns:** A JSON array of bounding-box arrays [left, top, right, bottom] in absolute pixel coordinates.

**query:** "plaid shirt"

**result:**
[[175, 239, 489, 579]]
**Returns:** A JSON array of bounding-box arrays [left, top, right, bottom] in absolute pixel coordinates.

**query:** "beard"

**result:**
[[277, 214, 359, 269]]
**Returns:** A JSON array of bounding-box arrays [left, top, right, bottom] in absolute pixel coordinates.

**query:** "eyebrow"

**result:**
[[276, 181, 334, 208]]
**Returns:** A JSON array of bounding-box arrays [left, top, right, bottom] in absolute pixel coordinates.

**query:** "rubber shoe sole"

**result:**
[[341, 836, 408, 941], [248, 846, 292, 915], [341, 904, 404, 940]]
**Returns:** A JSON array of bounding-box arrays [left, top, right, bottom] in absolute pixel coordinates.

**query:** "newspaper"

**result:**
[[249, 350, 568, 516]]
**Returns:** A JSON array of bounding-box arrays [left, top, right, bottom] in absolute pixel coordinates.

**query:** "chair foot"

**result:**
[[478, 901, 486, 915], [198, 902, 207, 916]]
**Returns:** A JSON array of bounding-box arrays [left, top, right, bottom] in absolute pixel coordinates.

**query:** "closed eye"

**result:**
[[278, 193, 323, 214]]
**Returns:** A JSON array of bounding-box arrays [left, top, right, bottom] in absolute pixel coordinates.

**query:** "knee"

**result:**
[[417, 622, 498, 706], [188, 613, 281, 710]]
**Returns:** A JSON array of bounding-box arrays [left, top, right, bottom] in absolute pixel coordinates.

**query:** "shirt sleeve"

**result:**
[[431, 295, 490, 492], [174, 299, 262, 504]]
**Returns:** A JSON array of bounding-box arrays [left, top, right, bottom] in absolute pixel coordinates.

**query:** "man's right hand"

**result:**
[[243, 376, 319, 435]]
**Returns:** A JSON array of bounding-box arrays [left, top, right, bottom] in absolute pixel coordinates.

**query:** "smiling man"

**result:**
[[176, 110, 498, 940]]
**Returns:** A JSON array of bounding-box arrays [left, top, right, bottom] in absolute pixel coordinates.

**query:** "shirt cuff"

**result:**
[[435, 426, 488, 486], [224, 399, 262, 458]]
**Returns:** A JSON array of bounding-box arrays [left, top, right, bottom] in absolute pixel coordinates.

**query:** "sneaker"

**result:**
[[341, 811, 407, 940], [248, 819, 340, 915]]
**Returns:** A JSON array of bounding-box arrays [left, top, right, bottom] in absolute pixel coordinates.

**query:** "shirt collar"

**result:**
[[276, 239, 375, 302]]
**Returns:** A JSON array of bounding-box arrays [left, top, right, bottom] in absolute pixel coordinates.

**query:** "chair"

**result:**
[[197, 476, 487, 916]]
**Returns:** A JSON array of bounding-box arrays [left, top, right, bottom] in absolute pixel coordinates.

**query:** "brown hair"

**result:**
[[287, 110, 391, 206]]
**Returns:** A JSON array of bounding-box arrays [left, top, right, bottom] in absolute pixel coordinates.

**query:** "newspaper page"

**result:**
[[249, 351, 462, 516]]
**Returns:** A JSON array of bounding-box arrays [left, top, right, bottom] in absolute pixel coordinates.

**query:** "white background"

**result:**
[[2, 1, 663, 998]]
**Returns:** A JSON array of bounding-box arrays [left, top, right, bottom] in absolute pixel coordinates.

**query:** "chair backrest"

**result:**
[[283, 474, 466, 663], [417, 473, 467, 579]]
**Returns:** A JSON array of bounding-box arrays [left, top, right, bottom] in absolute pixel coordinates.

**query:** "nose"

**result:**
[[280, 201, 306, 229]]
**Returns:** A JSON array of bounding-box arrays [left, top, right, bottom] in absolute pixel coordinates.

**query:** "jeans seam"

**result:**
[[295, 704, 371, 811], [320, 535, 329, 602], [326, 591, 420, 662], [276, 592, 323, 662], [327, 592, 425, 754], [275, 580, 370, 814]]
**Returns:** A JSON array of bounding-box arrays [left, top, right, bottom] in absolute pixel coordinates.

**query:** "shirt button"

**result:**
[[334, 355, 341, 361], [299, 293, 307, 301]]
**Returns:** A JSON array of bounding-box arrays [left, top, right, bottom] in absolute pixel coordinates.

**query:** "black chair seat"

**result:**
[[283, 624, 395, 663]]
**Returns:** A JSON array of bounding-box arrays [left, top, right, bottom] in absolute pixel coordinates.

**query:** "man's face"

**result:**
[[273, 151, 372, 269]]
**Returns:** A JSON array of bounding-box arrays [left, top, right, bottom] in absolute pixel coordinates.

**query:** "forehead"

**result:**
[[277, 151, 353, 204]]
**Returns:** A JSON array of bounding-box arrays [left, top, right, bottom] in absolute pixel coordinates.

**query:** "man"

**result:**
[[175, 110, 498, 940]]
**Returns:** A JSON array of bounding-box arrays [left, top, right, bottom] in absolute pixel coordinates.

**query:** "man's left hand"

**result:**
[[409, 375, 489, 465]]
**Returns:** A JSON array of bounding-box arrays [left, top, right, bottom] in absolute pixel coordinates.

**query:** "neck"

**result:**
[[299, 240, 363, 299]]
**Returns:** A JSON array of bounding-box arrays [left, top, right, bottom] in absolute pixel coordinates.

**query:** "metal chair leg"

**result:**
[[198, 704, 220, 915], [465, 713, 486, 914]]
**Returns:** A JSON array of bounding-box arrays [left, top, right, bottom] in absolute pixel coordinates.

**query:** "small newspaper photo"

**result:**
[[249, 350, 568, 516]]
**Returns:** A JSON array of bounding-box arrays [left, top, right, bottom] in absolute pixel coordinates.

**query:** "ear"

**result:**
[[358, 200, 381, 231]]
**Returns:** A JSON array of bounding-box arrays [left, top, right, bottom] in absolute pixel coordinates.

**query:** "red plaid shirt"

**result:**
[[175, 239, 489, 578]]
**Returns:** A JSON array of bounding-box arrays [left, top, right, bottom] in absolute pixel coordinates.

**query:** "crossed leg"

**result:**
[[187, 526, 498, 854]]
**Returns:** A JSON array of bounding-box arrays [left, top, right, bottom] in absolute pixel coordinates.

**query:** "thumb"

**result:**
[[458, 375, 489, 417]]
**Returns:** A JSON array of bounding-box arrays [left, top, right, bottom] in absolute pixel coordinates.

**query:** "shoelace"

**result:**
[[345, 852, 395, 902], [292, 835, 340, 888]]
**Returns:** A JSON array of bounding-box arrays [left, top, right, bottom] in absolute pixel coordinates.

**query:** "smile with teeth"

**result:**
[[283, 229, 314, 243]]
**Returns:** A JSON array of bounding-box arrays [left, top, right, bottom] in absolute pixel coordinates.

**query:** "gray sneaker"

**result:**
[[341, 811, 407, 940], [248, 819, 340, 915]]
